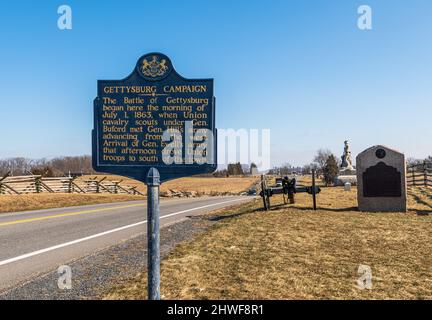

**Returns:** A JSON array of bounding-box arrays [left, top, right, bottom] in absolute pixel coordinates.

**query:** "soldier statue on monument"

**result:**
[[334, 140, 357, 185], [341, 140, 354, 170]]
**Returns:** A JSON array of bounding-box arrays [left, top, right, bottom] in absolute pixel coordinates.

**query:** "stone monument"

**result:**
[[356, 145, 407, 212], [334, 140, 357, 186]]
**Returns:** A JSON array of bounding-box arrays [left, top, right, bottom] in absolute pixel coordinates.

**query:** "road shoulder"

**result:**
[[0, 210, 218, 299]]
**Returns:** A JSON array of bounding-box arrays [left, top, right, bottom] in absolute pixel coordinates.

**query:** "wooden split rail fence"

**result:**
[[407, 162, 432, 188], [0, 173, 144, 196]]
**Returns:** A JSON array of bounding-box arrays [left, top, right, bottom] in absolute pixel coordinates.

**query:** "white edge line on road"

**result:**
[[0, 198, 248, 267]]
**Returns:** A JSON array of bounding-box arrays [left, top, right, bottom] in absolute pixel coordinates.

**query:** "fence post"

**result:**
[[412, 167, 415, 186], [424, 161, 428, 187], [35, 177, 41, 193]]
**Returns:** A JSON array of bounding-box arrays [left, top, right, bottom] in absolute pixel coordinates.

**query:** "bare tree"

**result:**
[[301, 164, 312, 174], [50, 155, 94, 175], [407, 157, 420, 165], [313, 149, 340, 175], [0, 156, 95, 177], [0, 158, 33, 176]]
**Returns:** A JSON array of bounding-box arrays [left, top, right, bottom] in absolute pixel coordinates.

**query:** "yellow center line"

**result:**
[[0, 203, 145, 228]]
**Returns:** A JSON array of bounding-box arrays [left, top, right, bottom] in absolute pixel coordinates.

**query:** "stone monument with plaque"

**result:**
[[356, 145, 407, 212]]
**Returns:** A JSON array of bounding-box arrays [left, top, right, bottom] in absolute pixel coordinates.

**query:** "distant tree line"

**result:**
[[3, 153, 430, 180], [267, 149, 341, 186], [0, 156, 262, 178], [407, 156, 432, 168], [0, 156, 95, 177], [211, 162, 259, 177], [212, 163, 244, 177], [267, 163, 304, 176]]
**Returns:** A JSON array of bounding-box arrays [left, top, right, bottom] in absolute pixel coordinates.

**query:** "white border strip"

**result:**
[[0, 198, 246, 267]]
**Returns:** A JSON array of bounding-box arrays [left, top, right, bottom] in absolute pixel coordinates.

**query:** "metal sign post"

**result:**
[[146, 168, 160, 300]]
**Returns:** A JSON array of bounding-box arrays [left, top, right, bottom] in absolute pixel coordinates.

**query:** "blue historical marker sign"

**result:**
[[92, 53, 217, 182]]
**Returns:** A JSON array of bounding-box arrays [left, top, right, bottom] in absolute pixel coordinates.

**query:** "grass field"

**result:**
[[105, 185, 432, 300], [75, 175, 259, 195], [0, 193, 145, 214]]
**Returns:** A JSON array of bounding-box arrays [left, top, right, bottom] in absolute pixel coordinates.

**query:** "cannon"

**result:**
[[259, 171, 321, 211]]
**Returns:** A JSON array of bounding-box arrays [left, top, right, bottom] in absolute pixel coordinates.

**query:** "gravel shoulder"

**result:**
[[0, 214, 217, 300]]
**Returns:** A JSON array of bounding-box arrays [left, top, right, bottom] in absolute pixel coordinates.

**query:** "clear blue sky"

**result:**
[[0, 0, 431, 166]]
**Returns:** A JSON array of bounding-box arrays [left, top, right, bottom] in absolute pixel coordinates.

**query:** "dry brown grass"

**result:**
[[162, 176, 258, 194], [76, 175, 259, 195], [105, 185, 432, 300], [0, 193, 144, 213], [0, 176, 258, 213]]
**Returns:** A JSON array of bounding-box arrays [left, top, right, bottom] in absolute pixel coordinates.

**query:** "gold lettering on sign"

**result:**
[[163, 85, 207, 93], [103, 86, 157, 94], [99, 82, 211, 165]]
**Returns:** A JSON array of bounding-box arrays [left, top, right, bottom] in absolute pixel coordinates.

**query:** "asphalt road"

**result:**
[[0, 196, 250, 292]]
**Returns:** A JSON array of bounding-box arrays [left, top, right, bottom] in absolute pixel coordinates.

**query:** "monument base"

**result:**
[[358, 198, 407, 212], [334, 174, 357, 186], [339, 168, 356, 175], [334, 167, 357, 186]]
